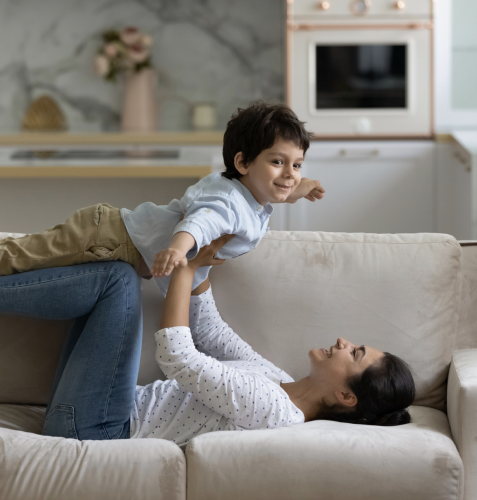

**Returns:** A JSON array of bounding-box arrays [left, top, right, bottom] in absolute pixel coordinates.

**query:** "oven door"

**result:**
[[288, 27, 432, 138]]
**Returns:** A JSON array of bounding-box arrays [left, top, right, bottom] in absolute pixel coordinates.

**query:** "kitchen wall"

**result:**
[[452, 0, 477, 109], [0, 0, 284, 132], [0, 177, 197, 233]]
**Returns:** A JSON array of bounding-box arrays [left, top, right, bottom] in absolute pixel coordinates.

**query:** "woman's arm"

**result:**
[[155, 325, 302, 429], [156, 235, 302, 430], [159, 234, 233, 330], [188, 287, 289, 381], [162, 237, 283, 377], [159, 266, 195, 329], [189, 287, 263, 361]]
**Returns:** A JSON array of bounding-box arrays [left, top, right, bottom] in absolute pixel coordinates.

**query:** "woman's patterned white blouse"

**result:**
[[130, 286, 304, 446]]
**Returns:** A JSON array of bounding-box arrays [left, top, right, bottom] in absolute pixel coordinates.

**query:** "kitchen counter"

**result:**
[[449, 130, 477, 239], [452, 130, 477, 156], [0, 133, 226, 177], [0, 132, 224, 178], [0, 165, 212, 179], [0, 149, 213, 178]]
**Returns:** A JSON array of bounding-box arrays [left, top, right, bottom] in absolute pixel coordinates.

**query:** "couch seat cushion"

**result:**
[[186, 405, 463, 500], [0, 404, 186, 500], [0, 428, 186, 500], [0, 404, 46, 433]]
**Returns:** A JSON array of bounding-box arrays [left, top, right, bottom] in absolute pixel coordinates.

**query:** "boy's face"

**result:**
[[234, 138, 304, 205]]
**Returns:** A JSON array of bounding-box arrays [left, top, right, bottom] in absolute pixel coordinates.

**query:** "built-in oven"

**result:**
[[286, 0, 433, 138]]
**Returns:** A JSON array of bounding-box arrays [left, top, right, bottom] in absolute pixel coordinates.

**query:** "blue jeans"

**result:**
[[0, 262, 143, 440]]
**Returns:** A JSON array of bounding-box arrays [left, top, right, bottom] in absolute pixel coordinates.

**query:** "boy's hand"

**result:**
[[151, 248, 188, 277], [151, 231, 196, 278], [286, 177, 325, 204]]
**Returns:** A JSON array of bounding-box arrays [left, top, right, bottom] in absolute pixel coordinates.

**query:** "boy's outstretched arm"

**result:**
[[283, 177, 326, 204], [153, 198, 238, 278], [151, 231, 195, 278]]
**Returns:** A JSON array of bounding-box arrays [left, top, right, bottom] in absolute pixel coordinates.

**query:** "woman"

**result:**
[[0, 236, 415, 443]]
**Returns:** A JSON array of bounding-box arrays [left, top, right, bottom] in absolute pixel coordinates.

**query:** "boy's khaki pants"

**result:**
[[0, 203, 142, 276]]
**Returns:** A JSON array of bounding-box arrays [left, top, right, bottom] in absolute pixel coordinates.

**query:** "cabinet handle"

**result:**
[[454, 151, 472, 172], [339, 149, 380, 158]]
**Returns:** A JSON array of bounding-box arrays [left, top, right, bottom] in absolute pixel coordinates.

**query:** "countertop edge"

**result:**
[[0, 165, 212, 179], [0, 132, 224, 146], [451, 131, 477, 156]]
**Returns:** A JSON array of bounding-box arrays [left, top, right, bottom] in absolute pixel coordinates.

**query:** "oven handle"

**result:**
[[288, 22, 433, 31], [339, 149, 380, 158]]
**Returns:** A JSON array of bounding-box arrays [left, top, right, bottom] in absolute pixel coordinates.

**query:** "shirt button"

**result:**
[[257, 206, 262, 211]]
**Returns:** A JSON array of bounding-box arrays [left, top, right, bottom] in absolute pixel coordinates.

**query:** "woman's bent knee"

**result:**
[[104, 261, 140, 282], [104, 262, 142, 302]]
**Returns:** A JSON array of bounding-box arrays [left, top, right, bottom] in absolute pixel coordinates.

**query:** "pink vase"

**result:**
[[121, 68, 157, 132]]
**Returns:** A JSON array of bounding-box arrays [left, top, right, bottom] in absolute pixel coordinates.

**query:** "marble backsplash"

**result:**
[[0, 0, 284, 132]]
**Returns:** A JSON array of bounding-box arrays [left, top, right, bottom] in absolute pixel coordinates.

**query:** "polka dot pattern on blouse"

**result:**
[[129, 286, 304, 446]]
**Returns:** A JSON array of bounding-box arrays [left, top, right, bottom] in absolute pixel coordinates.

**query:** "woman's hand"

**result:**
[[188, 234, 235, 271]]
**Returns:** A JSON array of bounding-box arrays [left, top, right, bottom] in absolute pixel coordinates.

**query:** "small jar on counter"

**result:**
[[191, 102, 217, 131]]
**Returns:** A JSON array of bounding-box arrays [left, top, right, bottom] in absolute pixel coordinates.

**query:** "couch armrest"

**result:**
[[447, 349, 477, 500], [0, 428, 186, 500], [457, 243, 477, 350]]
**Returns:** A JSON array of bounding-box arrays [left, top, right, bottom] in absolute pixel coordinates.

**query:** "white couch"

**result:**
[[0, 231, 476, 500]]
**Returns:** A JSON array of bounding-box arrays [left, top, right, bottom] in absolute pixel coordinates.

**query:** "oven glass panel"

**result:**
[[315, 45, 407, 109]]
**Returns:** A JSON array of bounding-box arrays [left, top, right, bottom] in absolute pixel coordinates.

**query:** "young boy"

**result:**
[[0, 102, 325, 294]]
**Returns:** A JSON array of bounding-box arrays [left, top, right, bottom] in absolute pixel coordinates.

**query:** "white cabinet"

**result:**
[[286, 141, 435, 233], [451, 132, 477, 240]]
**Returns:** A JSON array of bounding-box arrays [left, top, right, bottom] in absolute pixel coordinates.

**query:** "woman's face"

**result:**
[[309, 338, 384, 407]]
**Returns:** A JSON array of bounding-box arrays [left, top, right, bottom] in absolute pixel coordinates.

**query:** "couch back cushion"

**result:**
[[0, 315, 71, 405], [210, 231, 463, 411], [0, 232, 67, 405]]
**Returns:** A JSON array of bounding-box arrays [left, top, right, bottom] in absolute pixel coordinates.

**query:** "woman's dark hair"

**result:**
[[222, 101, 312, 180], [316, 353, 415, 426]]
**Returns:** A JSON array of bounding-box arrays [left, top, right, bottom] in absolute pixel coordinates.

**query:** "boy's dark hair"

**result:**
[[222, 101, 312, 180]]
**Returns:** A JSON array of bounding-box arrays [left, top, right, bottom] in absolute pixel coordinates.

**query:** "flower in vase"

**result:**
[[95, 27, 152, 81], [120, 27, 142, 46], [142, 35, 153, 47], [94, 55, 110, 77], [128, 44, 149, 63], [104, 43, 118, 58]]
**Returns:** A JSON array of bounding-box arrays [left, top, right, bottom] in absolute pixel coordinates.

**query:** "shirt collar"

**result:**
[[231, 178, 274, 215]]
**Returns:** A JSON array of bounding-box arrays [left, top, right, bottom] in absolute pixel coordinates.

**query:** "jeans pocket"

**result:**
[[43, 404, 78, 439]]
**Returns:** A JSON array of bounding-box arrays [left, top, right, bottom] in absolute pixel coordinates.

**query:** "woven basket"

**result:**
[[22, 95, 67, 131]]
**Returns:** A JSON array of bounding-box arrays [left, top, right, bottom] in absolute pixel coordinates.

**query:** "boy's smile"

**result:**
[[234, 138, 304, 205]]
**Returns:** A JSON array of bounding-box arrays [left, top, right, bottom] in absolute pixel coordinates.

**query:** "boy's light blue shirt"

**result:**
[[120, 172, 273, 295]]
